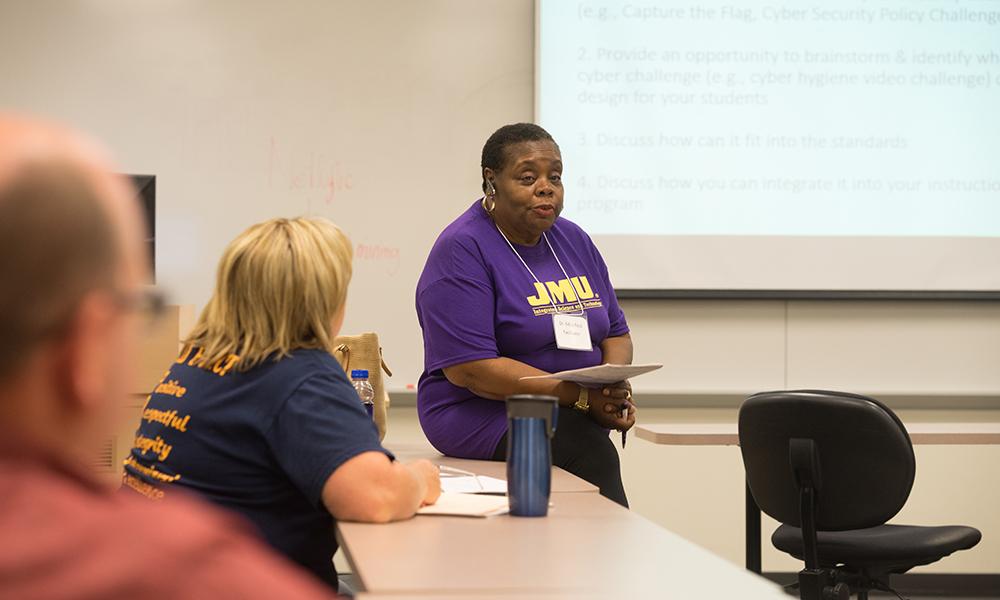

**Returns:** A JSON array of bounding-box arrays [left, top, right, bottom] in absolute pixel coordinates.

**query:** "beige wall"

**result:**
[[625, 299, 1000, 400]]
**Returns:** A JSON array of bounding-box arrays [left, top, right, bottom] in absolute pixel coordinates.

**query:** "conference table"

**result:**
[[635, 421, 1000, 574], [355, 594, 623, 600], [356, 595, 593, 600], [337, 444, 790, 598], [389, 442, 598, 493]]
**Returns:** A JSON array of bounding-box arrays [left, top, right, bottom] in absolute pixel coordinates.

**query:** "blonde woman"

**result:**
[[123, 217, 440, 592]]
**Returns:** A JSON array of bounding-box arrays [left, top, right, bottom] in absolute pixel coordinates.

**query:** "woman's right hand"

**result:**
[[586, 389, 636, 431], [406, 459, 442, 506]]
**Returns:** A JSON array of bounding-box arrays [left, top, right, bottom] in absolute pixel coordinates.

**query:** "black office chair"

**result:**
[[738, 390, 981, 600]]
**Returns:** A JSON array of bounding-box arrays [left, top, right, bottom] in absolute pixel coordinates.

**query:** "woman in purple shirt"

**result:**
[[415, 123, 635, 506]]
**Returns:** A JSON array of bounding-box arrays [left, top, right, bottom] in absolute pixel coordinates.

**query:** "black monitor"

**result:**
[[128, 174, 155, 281]]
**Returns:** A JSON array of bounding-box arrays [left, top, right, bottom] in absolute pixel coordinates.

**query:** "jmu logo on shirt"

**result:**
[[526, 276, 602, 315]]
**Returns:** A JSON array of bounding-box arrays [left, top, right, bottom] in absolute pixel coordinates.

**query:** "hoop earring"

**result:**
[[481, 193, 496, 214]]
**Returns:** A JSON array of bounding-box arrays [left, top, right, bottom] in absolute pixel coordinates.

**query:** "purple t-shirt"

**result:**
[[415, 200, 630, 459]]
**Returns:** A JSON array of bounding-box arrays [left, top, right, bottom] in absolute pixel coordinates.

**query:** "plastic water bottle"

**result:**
[[351, 369, 375, 419]]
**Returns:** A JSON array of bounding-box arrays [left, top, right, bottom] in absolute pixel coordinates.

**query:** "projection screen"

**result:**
[[536, 0, 1000, 296]]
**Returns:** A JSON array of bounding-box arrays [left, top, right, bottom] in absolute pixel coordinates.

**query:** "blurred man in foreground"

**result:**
[[0, 115, 339, 599]]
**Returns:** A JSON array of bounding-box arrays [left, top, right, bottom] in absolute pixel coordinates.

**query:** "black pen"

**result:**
[[620, 401, 631, 448]]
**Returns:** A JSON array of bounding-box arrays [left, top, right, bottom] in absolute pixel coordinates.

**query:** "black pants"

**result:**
[[491, 405, 629, 507]]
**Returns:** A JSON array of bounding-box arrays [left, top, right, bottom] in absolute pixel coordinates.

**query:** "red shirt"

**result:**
[[0, 438, 341, 600]]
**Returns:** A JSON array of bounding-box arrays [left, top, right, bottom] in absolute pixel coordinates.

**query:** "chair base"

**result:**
[[795, 567, 911, 600], [797, 568, 850, 600]]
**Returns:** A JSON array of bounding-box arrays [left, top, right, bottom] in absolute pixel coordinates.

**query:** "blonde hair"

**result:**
[[184, 217, 353, 371]]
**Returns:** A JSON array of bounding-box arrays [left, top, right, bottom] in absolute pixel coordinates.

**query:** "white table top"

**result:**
[[636, 421, 1000, 446], [339, 490, 789, 598], [389, 443, 598, 493], [356, 593, 605, 600]]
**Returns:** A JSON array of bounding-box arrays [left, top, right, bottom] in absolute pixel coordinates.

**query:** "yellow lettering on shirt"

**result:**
[[176, 345, 195, 364], [526, 282, 552, 306], [571, 276, 595, 300], [154, 379, 187, 398], [123, 455, 181, 484], [181, 346, 240, 378], [526, 276, 601, 313], [545, 279, 578, 304], [210, 354, 240, 377], [141, 407, 191, 432], [134, 433, 174, 462], [186, 347, 206, 367], [122, 473, 165, 500]]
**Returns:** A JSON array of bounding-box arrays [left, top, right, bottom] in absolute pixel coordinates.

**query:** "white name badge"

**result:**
[[553, 313, 592, 352]]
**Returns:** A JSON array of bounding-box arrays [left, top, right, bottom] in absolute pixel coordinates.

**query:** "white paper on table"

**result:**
[[518, 363, 663, 386], [417, 492, 510, 518], [439, 474, 508, 495]]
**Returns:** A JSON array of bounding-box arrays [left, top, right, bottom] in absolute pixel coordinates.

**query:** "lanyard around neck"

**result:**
[[492, 218, 586, 316]]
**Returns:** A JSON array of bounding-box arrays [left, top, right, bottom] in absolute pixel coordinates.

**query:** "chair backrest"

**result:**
[[738, 390, 915, 531]]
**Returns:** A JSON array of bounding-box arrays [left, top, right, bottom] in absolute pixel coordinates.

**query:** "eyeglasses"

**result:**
[[28, 285, 169, 346], [113, 286, 168, 331]]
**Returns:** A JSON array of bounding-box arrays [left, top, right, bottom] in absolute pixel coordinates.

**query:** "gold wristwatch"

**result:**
[[573, 386, 590, 413]]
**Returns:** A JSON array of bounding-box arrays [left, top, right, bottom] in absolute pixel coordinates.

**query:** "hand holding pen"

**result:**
[[599, 381, 635, 446], [619, 399, 633, 448]]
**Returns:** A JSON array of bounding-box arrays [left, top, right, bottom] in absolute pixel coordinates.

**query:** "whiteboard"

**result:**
[[0, 0, 534, 391]]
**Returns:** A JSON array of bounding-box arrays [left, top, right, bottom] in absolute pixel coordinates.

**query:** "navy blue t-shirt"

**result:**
[[123, 347, 390, 589]]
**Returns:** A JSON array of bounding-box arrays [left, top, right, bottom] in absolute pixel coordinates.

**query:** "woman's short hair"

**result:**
[[480, 123, 557, 192], [0, 118, 122, 380], [184, 217, 353, 371]]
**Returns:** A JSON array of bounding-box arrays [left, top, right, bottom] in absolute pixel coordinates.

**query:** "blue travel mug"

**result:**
[[505, 394, 559, 517]]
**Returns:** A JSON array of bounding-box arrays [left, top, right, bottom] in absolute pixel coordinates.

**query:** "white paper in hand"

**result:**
[[519, 363, 662, 386]]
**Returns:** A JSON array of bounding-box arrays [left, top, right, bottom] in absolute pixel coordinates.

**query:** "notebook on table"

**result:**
[[417, 492, 509, 518]]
